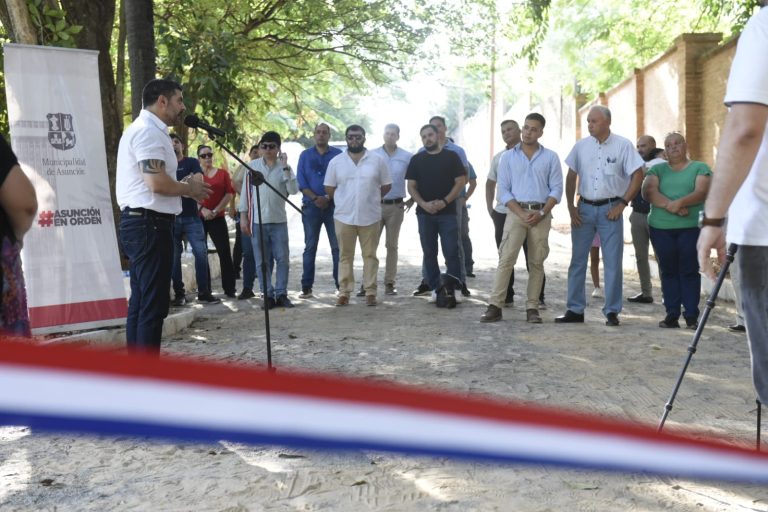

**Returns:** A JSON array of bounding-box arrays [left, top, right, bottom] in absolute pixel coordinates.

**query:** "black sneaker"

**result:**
[[276, 294, 295, 308], [413, 281, 432, 296], [460, 282, 471, 297], [299, 288, 313, 299], [171, 294, 186, 307], [238, 288, 255, 300], [685, 317, 699, 330], [261, 297, 276, 310], [356, 286, 366, 297], [225, 291, 237, 299], [198, 293, 221, 304], [436, 287, 457, 309]]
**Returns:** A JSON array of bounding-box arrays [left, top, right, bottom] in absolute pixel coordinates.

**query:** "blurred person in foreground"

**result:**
[[0, 134, 37, 336], [698, 2, 768, 403]]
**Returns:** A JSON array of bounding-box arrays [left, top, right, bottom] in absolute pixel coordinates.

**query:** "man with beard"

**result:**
[[324, 125, 391, 306], [406, 124, 466, 308], [116, 79, 211, 354]]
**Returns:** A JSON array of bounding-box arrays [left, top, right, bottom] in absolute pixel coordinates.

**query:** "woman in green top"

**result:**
[[642, 132, 711, 329]]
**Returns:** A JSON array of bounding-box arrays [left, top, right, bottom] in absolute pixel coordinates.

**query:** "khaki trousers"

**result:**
[[335, 220, 380, 297], [378, 202, 405, 286], [489, 212, 551, 310]]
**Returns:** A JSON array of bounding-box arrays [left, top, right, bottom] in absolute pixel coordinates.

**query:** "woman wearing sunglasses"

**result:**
[[197, 145, 237, 298]]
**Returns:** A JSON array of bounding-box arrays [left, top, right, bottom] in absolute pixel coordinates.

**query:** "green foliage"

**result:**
[[26, 0, 82, 48], [155, 0, 430, 150]]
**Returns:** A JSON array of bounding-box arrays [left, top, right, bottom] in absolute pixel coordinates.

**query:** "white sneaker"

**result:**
[[454, 291, 463, 303], [591, 287, 603, 298], [428, 291, 437, 303]]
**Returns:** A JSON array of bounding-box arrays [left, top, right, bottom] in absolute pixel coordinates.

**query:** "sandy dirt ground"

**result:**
[[2, 204, 767, 511]]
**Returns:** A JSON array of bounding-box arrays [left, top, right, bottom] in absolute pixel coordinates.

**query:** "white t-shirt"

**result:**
[[324, 150, 392, 226], [725, 7, 768, 246], [488, 149, 510, 214], [116, 109, 180, 214]]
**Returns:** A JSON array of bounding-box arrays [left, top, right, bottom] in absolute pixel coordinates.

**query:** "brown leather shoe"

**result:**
[[526, 309, 542, 324], [366, 295, 377, 306], [336, 295, 349, 307], [480, 305, 502, 322]]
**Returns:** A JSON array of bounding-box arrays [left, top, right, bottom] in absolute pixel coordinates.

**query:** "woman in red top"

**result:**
[[197, 145, 237, 298]]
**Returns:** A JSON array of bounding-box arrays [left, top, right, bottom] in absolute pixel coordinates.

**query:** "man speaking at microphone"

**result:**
[[116, 79, 210, 354]]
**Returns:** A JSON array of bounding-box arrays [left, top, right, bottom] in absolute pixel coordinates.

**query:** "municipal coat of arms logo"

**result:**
[[47, 113, 76, 150]]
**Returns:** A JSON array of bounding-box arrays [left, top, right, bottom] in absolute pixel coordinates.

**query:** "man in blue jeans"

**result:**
[[406, 124, 466, 308], [116, 79, 210, 354], [556, 106, 643, 326], [297, 123, 342, 298], [169, 133, 219, 305]]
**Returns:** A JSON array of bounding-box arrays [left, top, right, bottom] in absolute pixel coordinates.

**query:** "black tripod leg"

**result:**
[[658, 244, 738, 432]]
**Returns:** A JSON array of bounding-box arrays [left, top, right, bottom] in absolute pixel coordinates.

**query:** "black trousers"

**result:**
[[203, 216, 236, 296]]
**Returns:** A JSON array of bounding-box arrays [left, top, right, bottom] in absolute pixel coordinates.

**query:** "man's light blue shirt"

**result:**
[[239, 158, 298, 224], [497, 143, 564, 206], [373, 145, 412, 200], [564, 133, 644, 200]]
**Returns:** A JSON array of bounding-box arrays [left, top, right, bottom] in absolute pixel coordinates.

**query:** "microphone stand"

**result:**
[[197, 130, 302, 372]]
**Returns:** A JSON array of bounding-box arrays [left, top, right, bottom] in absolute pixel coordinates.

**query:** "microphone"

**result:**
[[184, 114, 226, 137]]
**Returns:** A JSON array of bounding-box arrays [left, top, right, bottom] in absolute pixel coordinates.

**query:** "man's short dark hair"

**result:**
[[169, 133, 181, 143], [420, 124, 438, 135], [525, 113, 546, 128], [384, 123, 400, 134], [345, 124, 366, 137], [249, 144, 259, 154], [197, 144, 212, 156], [429, 115, 446, 127], [259, 131, 282, 146], [142, 79, 183, 108], [500, 119, 519, 129]]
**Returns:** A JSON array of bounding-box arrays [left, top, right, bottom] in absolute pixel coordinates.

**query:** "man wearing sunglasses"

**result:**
[[324, 125, 392, 306], [239, 131, 299, 309]]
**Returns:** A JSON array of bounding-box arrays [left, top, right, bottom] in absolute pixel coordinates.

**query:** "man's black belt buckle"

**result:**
[[381, 198, 404, 205], [519, 202, 545, 210], [581, 197, 621, 207], [124, 207, 175, 221]]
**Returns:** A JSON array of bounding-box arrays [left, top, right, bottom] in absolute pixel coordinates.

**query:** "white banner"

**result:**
[[3, 44, 127, 333]]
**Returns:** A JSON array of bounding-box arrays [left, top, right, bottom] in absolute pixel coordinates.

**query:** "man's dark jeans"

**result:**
[[301, 202, 339, 290], [417, 212, 461, 291], [120, 210, 174, 354], [172, 215, 210, 296]]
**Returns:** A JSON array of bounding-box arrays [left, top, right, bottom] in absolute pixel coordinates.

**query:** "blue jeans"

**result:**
[[417, 213, 461, 290], [649, 226, 701, 321], [172, 215, 210, 296], [738, 246, 768, 403], [120, 211, 174, 354], [566, 201, 624, 316], [251, 222, 290, 299], [301, 202, 339, 289]]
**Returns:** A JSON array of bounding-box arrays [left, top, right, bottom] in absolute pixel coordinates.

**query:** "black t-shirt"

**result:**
[[176, 156, 203, 217], [405, 149, 465, 215], [0, 135, 20, 240]]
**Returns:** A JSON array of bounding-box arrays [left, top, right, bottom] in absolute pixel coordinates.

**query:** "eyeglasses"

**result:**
[[346, 134, 364, 141], [260, 143, 278, 150], [199, 153, 213, 158]]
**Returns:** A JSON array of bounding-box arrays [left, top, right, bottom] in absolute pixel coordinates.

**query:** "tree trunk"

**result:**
[[59, 0, 123, 251], [4, 0, 38, 44], [124, 0, 156, 119], [116, 0, 127, 120]]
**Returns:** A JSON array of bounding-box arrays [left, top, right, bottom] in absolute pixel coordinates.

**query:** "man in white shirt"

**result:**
[[116, 79, 210, 354], [373, 123, 411, 295], [698, 1, 768, 403], [324, 125, 392, 306], [555, 105, 644, 327]]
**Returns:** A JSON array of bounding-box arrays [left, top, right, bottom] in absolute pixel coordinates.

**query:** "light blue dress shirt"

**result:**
[[497, 143, 563, 206]]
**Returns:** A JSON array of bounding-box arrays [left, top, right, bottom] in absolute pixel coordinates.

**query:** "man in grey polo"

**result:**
[[556, 105, 643, 326]]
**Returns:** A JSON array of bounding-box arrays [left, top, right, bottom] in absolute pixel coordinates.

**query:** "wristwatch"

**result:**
[[538, 210, 546, 217], [698, 211, 725, 228]]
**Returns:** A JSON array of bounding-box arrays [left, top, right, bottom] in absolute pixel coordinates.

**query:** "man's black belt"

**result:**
[[580, 197, 622, 207], [518, 202, 545, 210], [123, 207, 175, 221], [381, 198, 404, 205]]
